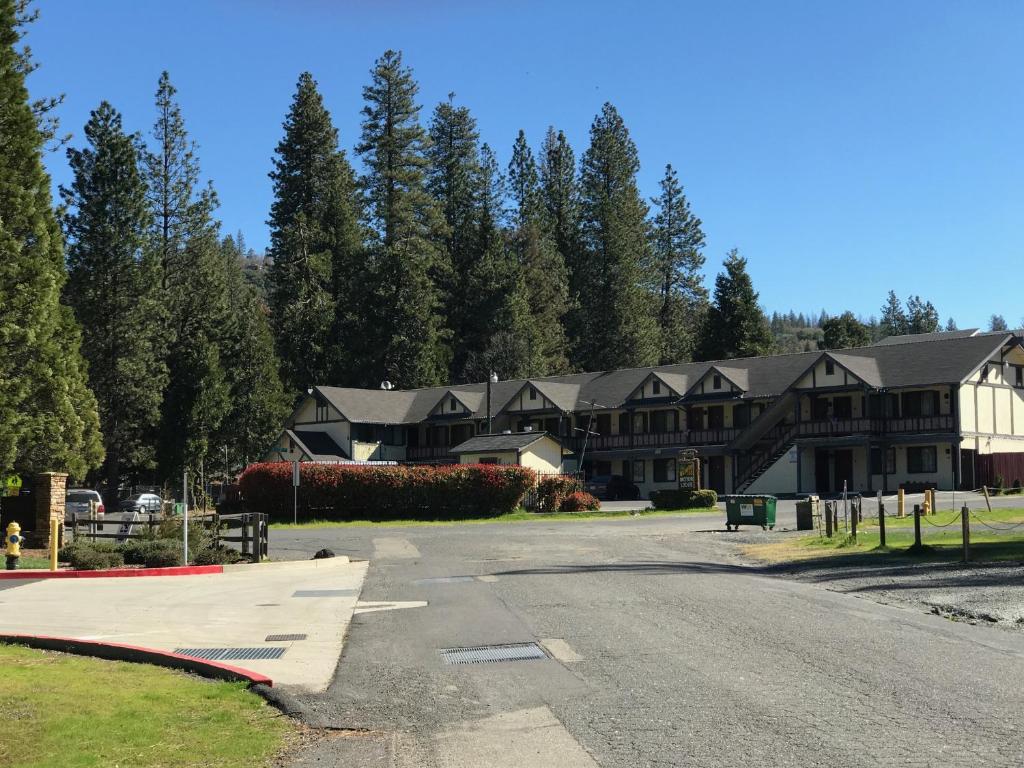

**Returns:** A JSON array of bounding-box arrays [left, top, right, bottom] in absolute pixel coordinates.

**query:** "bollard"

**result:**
[[879, 499, 886, 548], [922, 492, 930, 517], [961, 504, 970, 562], [49, 518, 58, 573], [897, 488, 905, 518], [825, 501, 833, 537], [850, 501, 857, 541], [912, 503, 922, 551], [929, 488, 937, 515], [5, 521, 22, 570]]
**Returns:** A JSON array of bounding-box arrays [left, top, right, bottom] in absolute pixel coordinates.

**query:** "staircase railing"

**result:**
[[734, 422, 798, 492]]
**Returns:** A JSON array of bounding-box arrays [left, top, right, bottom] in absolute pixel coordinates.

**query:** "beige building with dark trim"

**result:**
[[265, 330, 1024, 497]]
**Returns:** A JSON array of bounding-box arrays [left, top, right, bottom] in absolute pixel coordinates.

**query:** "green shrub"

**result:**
[[142, 541, 183, 568], [193, 546, 243, 566], [239, 462, 537, 522], [559, 491, 600, 512], [649, 488, 718, 510], [63, 542, 124, 570], [536, 475, 580, 512]]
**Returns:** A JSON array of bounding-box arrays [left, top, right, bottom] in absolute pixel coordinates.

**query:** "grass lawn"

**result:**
[[0, 645, 293, 768], [744, 507, 1024, 565], [270, 506, 717, 529]]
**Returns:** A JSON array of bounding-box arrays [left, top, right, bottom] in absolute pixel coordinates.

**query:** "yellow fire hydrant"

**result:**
[[6, 521, 22, 570]]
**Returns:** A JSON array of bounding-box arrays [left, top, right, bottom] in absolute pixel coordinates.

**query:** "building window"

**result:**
[[596, 460, 612, 476], [902, 391, 939, 417], [870, 447, 896, 475], [907, 446, 937, 474], [652, 379, 661, 395], [825, 360, 835, 376], [713, 375, 722, 390], [832, 396, 852, 419], [315, 397, 329, 423], [632, 412, 647, 434], [632, 460, 645, 483], [653, 458, 676, 483], [529, 386, 537, 401], [1016, 366, 1023, 388], [478, 457, 499, 465], [450, 397, 457, 412]]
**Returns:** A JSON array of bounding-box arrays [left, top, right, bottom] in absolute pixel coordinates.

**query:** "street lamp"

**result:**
[[486, 371, 498, 434]]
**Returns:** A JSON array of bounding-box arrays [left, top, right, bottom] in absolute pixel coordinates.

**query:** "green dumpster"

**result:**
[[724, 494, 777, 531]]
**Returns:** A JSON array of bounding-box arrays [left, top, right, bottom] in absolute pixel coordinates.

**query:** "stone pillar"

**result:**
[[29, 472, 67, 549]]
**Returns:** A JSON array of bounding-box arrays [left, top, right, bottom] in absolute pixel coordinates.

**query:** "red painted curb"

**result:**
[[0, 564, 223, 580], [0, 634, 272, 687]]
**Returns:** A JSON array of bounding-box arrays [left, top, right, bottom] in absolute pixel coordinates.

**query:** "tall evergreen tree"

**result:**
[[217, 235, 289, 467], [696, 249, 773, 360], [357, 50, 449, 388], [426, 94, 480, 377], [906, 295, 940, 334], [650, 163, 707, 363], [506, 130, 569, 375], [539, 127, 580, 268], [989, 314, 1008, 332], [0, 0, 103, 480], [945, 317, 958, 332], [574, 103, 659, 370], [819, 312, 871, 350], [267, 72, 363, 392], [62, 102, 166, 492], [879, 290, 908, 337]]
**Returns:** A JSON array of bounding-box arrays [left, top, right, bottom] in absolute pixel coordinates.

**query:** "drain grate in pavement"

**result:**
[[440, 642, 548, 665], [265, 633, 307, 642], [175, 647, 287, 661], [292, 589, 359, 597]]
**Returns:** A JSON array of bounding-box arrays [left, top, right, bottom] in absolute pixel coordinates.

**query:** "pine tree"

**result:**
[[879, 291, 908, 337], [357, 50, 449, 388], [650, 163, 707, 364], [945, 317, 958, 332], [217, 236, 290, 465], [696, 249, 773, 360], [267, 72, 363, 392], [906, 295, 940, 334], [506, 130, 570, 375], [426, 94, 480, 377], [539, 126, 581, 338], [62, 101, 166, 492], [0, 0, 103, 480], [574, 103, 659, 370], [989, 314, 1008, 332]]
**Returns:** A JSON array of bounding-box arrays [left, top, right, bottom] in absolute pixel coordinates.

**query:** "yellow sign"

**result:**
[[4, 475, 21, 497], [678, 460, 696, 490]]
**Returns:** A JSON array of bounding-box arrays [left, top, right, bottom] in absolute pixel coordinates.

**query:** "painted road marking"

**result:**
[[372, 538, 421, 559]]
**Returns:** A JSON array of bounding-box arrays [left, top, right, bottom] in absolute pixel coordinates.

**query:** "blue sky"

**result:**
[[25, 1, 1024, 328]]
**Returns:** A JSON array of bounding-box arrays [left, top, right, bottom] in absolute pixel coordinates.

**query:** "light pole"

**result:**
[[486, 371, 498, 434]]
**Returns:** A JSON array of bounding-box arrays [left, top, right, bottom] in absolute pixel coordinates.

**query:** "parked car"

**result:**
[[65, 489, 104, 521], [585, 474, 641, 501], [118, 492, 163, 515]]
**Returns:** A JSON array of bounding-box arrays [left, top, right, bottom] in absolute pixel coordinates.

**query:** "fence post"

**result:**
[[911, 503, 922, 551], [850, 500, 857, 541], [897, 487, 905, 518], [825, 501, 833, 537], [878, 498, 886, 548], [961, 504, 970, 563]]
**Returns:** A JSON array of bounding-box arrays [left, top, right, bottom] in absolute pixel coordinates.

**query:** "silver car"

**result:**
[[65, 489, 105, 521]]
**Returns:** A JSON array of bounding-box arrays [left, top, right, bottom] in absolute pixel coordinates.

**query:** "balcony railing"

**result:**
[[572, 428, 739, 453], [795, 415, 954, 438], [406, 445, 456, 461]]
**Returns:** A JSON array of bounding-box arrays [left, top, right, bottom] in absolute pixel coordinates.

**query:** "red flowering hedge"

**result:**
[[535, 475, 581, 512], [559, 490, 600, 512], [238, 462, 537, 521]]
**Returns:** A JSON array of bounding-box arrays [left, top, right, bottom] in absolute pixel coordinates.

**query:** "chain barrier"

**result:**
[[968, 510, 1024, 532], [920, 511, 963, 528]]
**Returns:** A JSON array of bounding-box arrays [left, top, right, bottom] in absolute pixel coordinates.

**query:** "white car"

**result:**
[[65, 489, 105, 521]]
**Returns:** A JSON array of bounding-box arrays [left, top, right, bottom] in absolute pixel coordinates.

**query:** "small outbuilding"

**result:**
[[449, 432, 568, 474]]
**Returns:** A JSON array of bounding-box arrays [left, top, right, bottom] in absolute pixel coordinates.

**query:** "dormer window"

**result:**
[[529, 386, 537, 401], [713, 375, 722, 390], [652, 380, 661, 395], [825, 360, 835, 376], [450, 397, 458, 412]]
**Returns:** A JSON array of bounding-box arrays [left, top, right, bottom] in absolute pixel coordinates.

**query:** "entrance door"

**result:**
[[707, 455, 726, 493], [834, 450, 854, 492], [814, 449, 831, 493], [707, 406, 725, 430]]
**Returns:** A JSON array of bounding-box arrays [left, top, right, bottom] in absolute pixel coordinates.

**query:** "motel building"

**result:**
[[265, 330, 1024, 498]]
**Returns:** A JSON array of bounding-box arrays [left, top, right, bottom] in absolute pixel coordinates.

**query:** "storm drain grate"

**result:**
[[175, 647, 287, 661], [265, 633, 307, 642], [440, 642, 548, 665], [293, 589, 358, 598]]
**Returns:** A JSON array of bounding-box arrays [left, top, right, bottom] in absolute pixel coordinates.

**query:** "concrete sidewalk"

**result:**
[[0, 558, 367, 692]]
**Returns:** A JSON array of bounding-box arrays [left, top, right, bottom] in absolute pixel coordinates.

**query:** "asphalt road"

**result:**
[[272, 513, 1024, 767]]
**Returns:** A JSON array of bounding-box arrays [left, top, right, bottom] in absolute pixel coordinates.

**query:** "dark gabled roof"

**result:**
[[288, 429, 349, 460], [450, 431, 552, 453], [302, 333, 1016, 425], [872, 329, 980, 346]]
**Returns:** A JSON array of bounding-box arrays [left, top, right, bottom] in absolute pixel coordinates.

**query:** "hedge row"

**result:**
[[238, 462, 537, 521], [649, 488, 718, 510], [536, 475, 581, 512]]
